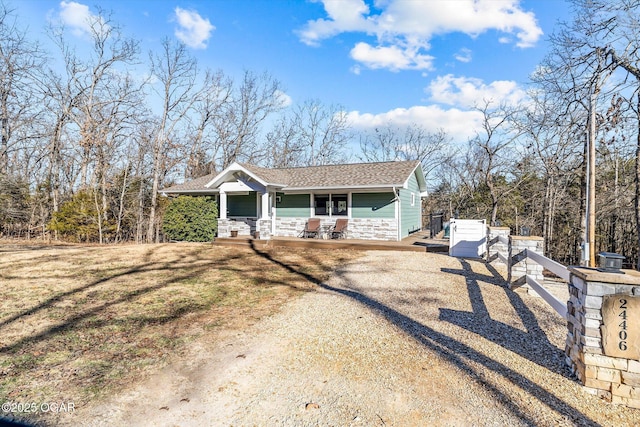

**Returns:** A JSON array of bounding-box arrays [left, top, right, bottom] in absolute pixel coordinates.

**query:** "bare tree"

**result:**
[[533, 0, 620, 265], [593, 1, 640, 269], [184, 69, 231, 178], [520, 89, 584, 259], [467, 101, 526, 226], [0, 4, 45, 177], [147, 38, 198, 243], [266, 99, 351, 167], [212, 70, 284, 169], [359, 123, 449, 181]]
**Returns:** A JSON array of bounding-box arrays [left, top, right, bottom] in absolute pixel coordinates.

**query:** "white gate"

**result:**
[[449, 219, 486, 258]]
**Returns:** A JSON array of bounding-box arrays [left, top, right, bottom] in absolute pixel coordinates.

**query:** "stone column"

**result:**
[[217, 218, 230, 238], [487, 226, 510, 264], [508, 236, 544, 290], [565, 267, 640, 408]]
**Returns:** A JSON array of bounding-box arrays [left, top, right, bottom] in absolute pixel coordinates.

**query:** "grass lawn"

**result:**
[[0, 241, 359, 423]]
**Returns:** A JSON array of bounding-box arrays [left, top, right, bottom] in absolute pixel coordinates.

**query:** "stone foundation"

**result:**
[[347, 218, 397, 241], [273, 217, 398, 241], [217, 218, 257, 238]]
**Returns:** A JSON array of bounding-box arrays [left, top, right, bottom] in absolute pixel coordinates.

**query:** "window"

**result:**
[[332, 194, 348, 216], [314, 195, 330, 216], [314, 194, 348, 216], [411, 192, 415, 207]]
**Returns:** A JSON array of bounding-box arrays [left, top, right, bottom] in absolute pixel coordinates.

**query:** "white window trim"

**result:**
[[310, 193, 350, 218]]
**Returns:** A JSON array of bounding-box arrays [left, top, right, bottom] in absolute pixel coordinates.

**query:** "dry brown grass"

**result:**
[[0, 241, 359, 420]]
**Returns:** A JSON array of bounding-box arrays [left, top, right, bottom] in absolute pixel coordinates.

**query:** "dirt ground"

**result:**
[[41, 250, 640, 426], [0, 242, 356, 426]]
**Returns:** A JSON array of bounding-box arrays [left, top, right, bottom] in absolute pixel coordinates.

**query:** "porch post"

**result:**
[[261, 191, 269, 219], [219, 189, 227, 219]]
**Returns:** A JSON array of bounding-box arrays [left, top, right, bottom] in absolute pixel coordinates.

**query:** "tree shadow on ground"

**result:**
[[248, 242, 599, 427], [439, 258, 568, 376], [0, 244, 347, 355]]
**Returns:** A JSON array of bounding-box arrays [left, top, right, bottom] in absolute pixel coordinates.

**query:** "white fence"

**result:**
[[519, 249, 568, 319], [488, 231, 568, 319]]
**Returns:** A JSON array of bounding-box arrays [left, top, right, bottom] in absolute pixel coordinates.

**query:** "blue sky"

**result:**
[[14, 0, 571, 142]]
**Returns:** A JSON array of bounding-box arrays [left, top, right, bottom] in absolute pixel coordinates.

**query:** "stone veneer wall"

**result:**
[[508, 236, 544, 291], [487, 226, 510, 264], [273, 217, 398, 241], [274, 218, 314, 238], [566, 267, 640, 408], [217, 218, 256, 238], [257, 219, 271, 240], [347, 218, 397, 241], [487, 228, 640, 410]]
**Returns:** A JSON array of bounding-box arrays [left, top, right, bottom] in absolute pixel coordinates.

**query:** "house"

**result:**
[[161, 160, 428, 241]]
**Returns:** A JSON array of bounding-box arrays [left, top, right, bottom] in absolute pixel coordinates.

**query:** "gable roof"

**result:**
[[162, 160, 426, 194]]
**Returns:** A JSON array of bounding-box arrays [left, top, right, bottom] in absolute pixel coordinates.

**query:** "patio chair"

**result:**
[[330, 218, 348, 239], [303, 218, 321, 238]]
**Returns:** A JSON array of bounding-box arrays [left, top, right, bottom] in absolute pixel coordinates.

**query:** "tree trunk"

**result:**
[[147, 144, 162, 243], [635, 92, 640, 270]]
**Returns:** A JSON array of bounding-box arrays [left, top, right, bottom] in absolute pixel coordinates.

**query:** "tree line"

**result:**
[[0, 4, 358, 243], [427, 0, 640, 269], [1, 1, 639, 270]]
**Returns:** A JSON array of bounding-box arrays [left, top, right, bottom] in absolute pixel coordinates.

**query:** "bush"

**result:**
[[48, 191, 114, 242], [162, 196, 218, 242], [0, 174, 30, 236]]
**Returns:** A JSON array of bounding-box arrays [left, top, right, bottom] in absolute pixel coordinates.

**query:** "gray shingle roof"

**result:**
[[258, 161, 420, 189], [161, 173, 218, 193], [162, 160, 421, 193]]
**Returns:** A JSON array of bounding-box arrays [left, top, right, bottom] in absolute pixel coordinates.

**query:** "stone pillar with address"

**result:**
[[487, 226, 510, 265], [565, 267, 640, 408], [508, 236, 544, 291]]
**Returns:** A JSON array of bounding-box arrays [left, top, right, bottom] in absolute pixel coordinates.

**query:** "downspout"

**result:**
[[394, 186, 401, 241]]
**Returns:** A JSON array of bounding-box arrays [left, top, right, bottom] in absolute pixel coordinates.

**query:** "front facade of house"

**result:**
[[161, 160, 428, 241]]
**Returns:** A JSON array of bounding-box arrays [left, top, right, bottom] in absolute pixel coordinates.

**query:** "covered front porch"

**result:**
[[216, 172, 278, 239]]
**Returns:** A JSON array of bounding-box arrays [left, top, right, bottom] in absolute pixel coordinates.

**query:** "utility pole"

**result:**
[[585, 89, 598, 267]]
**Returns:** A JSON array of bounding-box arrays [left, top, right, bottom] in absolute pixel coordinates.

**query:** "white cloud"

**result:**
[[299, 0, 542, 71], [59, 1, 107, 37], [346, 105, 483, 142], [298, 0, 374, 46], [454, 48, 472, 63], [426, 74, 527, 108], [275, 90, 293, 108], [345, 73, 530, 142], [174, 7, 215, 49], [350, 42, 434, 72]]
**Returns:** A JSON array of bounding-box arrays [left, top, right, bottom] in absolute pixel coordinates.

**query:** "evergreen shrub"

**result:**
[[162, 196, 218, 242]]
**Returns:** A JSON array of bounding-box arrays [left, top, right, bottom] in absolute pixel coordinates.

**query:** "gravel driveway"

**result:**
[[80, 250, 639, 426]]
